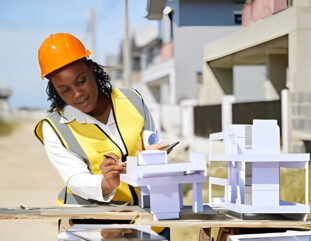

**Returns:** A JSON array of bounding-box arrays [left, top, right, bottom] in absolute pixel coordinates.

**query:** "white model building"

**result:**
[[121, 151, 207, 220], [209, 119, 310, 220]]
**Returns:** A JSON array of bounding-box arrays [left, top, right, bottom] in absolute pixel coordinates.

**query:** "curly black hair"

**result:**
[[46, 58, 112, 112]]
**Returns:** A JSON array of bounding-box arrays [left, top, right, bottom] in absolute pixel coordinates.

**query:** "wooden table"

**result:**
[[0, 205, 152, 221], [1, 205, 310, 240]]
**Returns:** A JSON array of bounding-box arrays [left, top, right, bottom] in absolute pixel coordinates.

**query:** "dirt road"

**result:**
[[0, 120, 64, 240]]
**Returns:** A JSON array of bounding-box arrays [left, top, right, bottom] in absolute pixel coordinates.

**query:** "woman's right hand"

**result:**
[[100, 153, 126, 196], [145, 142, 169, 151]]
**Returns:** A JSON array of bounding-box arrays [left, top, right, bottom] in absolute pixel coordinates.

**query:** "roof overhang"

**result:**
[[145, 0, 167, 20]]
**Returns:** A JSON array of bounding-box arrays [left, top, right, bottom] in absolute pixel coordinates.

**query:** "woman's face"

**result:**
[[50, 60, 99, 114]]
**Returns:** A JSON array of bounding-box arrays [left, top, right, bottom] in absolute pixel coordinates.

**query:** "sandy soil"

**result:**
[[0, 120, 64, 240]]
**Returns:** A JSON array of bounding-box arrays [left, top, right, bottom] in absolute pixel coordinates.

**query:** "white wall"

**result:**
[[174, 26, 240, 103], [233, 65, 267, 102]]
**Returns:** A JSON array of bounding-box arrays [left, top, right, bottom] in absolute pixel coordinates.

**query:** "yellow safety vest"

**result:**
[[35, 88, 145, 206]]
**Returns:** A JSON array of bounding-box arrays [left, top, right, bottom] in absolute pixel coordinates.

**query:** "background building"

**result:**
[[125, 0, 245, 136], [0, 88, 12, 121]]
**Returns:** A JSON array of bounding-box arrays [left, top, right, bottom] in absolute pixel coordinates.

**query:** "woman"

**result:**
[[35, 33, 168, 206]]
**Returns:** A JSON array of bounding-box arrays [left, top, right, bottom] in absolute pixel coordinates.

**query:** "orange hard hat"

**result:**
[[38, 33, 91, 79]]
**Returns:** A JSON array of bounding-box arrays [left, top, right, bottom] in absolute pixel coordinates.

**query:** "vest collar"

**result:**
[[59, 105, 114, 126]]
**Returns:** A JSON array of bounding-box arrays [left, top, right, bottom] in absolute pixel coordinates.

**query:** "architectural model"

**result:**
[[209, 119, 310, 220], [121, 151, 207, 220]]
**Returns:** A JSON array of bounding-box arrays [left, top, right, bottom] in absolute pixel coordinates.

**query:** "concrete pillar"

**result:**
[[181, 99, 197, 139], [281, 89, 290, 153], [266, 54, 288, 97], [287, 8, 311, 150], [199, 63, 224, 105], [211, 67, 233, 95], [222, 95, 235, 132]]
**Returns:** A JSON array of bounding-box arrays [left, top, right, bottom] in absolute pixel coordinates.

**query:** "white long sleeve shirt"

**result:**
[[42, 105, 127, 202]]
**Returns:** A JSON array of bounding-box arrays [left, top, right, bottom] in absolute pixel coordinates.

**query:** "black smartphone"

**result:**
[[166, 141, 180, 154]]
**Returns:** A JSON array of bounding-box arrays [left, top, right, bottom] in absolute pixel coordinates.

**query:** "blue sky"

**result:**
[[0, 0, 157, 109]]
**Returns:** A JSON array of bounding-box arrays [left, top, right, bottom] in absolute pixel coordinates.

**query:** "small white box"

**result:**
[[138, 150, 167, 165]]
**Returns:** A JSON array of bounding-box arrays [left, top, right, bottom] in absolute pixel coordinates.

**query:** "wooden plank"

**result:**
[[135, 218, 311, 229], [1, 205, 310, 230], [0, 205, 153, 221]]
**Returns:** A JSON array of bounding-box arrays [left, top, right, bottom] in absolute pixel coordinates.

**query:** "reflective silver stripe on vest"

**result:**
[[119, 88, 156, 132], [48, 112, 90, 170], [58, 187, 96, 205], [48, 112, 97, 204], [142, 98, 156, 132]]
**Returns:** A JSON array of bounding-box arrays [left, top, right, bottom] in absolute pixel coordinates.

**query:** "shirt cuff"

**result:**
[[101, 188, 117, 202], [97, 175, 117, 202], [67, 174, 116, 202]]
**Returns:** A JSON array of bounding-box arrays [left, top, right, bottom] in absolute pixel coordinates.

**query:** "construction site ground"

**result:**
[[0, 120, 63, 240]]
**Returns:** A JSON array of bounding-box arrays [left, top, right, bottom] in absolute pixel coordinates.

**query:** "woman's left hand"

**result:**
[[145, 143, 169, 151]]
